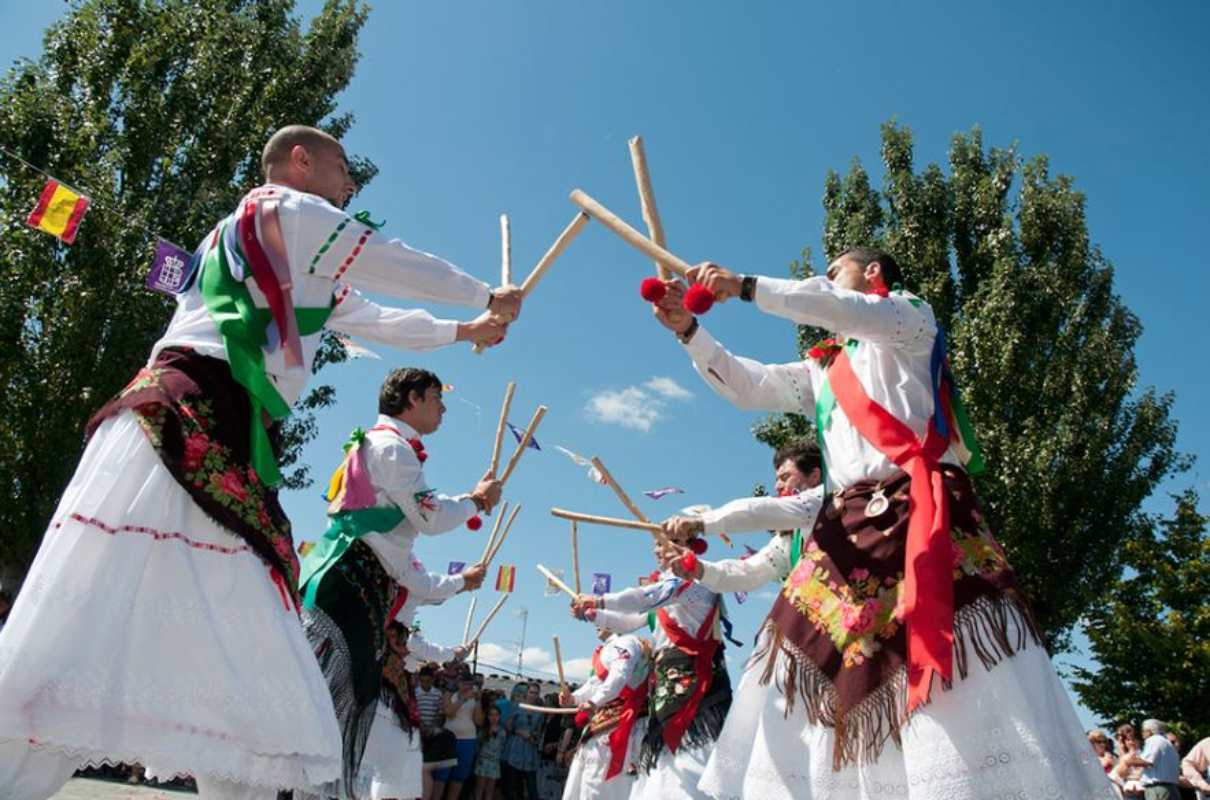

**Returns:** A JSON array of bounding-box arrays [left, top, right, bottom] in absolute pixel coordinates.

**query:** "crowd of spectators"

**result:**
[[1088, 720, 1210, 799]]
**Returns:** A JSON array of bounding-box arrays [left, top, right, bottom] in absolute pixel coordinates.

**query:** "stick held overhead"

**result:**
[[569, 189, 692, 279], [590, 456, 650, 523], [499, 405, 547, 487], [628, 136, 671, 280], [536, 563, 577, 598], [489, 382, 516, 476], [465, 594, 509, 647]]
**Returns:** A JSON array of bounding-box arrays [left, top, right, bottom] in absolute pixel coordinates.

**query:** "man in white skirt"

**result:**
[[0, 125, 519, 800], [559, 627, 652, 800], [644, 253, 1114, 799]]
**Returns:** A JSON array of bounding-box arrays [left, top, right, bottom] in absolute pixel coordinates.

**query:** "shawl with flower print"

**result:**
[[756, 466, 1040, 770], [87, 347, 299, 599]]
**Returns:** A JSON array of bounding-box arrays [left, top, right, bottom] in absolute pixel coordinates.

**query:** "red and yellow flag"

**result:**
[[26, 179, 90, 245], [495, 564, 516, 593]]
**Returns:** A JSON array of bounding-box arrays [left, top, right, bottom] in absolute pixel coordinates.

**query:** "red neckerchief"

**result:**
[[655, 601, 720, 752], [827, 347, 951, 714], [591, 645, 609, 680]]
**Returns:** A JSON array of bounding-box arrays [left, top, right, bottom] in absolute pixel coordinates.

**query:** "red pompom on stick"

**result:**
[[639, 277, 667, 303], [466, 515, 483, 531], [683, 283, 715, 314], [575, 710, 590, 728], [689, 537, 708, 555], [679, 551, 700, 575]]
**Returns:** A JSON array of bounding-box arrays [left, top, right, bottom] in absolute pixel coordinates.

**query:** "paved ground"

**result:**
[[51, 778, 195, 799]]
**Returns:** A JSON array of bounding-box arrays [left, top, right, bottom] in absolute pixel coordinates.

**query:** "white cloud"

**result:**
[[644, 376, 693, 401], [475, 641, 592, 682], [585, 376, 693, 432]]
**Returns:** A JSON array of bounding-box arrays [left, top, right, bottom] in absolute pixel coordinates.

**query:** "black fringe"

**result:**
[[754, 591, 1041, 770], [637, 678, 732, 773]]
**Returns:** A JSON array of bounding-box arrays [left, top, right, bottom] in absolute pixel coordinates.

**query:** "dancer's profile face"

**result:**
[[825, 254, 871, 292], [406, 387, 446, 435], [298, 141, 356, 208]]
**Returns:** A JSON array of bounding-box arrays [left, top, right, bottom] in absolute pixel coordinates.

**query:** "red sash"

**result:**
[[386, 586, 409, 629], [590, 644, 648, 780], [827, 349, 952, 713], [657, 604, 719, 752]]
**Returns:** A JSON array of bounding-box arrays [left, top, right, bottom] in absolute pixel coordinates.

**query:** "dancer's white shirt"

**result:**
[[697, 484, 823, 536], [152, 183, 491, 406], [393, 553, 466, 666], [572, 633, 649, 707], [592, 571, 718, 648], [683, 276, 964, 490]]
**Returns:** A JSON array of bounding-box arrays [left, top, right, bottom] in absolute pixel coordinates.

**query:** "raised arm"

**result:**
[[407, 629, 464, 664], [696, 534, 794, 593], [295, 193, 492, 309], [327, 288, 507, 351], [697, 485, 824, 536], [590, 609, 649, 635], [682, 326, 813, 412], [596, 575, 687, 614]]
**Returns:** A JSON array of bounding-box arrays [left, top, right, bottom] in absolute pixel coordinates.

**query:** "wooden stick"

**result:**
[[472, 213, 590, 354], [485, 504, 522, 566], [498, 405, 547, 487], [480, 501, 509, 561], [519, 211, 591, 297], [550, 507, 663, 534], [536, 563, 577, 598], [590, 456, 650, 523], [464, 594, 509, 647], [462, 596, 477, 645], [569, 189, 692, 280], [553, 635, 568, 691], [500, 213, 512, 286], [488, 383, 516, 476], [628, 136, 671, 280], [518, 703, 578, 715], [570, 520, 582, 595]]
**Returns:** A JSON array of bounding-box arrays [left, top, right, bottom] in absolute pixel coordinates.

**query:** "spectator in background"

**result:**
[[1090, 730, 1117, 774], [537, 692, 568, 799], [416, 664, 445, 735], [1116, 724, 1146, 797], [1181, 736, 1210, 800], [473, 704, 506, 800], [502, 683, 544, 799], [1119, 720, 1182, 800], [431, 671, 483, 800]]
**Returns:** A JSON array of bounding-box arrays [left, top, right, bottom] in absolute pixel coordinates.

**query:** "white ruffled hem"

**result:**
[[563, 722, 644, 800], [698, 628, 1117, 800], [0, 413, 342, 790]]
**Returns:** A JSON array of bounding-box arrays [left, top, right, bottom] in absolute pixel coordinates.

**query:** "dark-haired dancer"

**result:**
[[0, 125, 517, 800], [298, 367, 496, 799], [649, 250, 1112, 799]]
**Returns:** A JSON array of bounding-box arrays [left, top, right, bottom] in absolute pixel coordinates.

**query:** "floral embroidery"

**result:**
[[782, 526, 1011, 668]]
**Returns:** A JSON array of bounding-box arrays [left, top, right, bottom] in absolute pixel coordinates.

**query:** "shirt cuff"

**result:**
[[474, 282, 493, 310], [452, 496, 479, 522], [681, 323, 719, 361], [697, 560, 724, 590], [753, 275, 806, 316], [698, 507, 727, 535], [431, 317, 461, 345]]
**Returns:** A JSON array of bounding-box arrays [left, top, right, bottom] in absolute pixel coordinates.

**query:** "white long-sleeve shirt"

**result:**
[[358, 415, 478, 584], [697, 534, 794, 593], [393, 554, 466, 665], [683, 275, 962, 490], [697, 485, 824, 535], [572, 633, 650, 707], [152, 183, 491, 406], [593, 570, 718, 651]]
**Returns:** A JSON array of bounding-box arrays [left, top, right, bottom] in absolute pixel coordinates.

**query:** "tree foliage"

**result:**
[[1072, 490, 1209, 742], [755, 122, 1188, 651], [0, 0, 371, 571]]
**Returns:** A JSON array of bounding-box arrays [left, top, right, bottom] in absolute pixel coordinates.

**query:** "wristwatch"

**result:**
[[740, 275, 757, 302], [677, 317, 700, 344]]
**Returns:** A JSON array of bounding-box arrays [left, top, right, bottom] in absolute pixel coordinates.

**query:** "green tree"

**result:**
[[1071, 490, 1209, 743], [0, 0, 372, 572], [755, 122, 1188, 651]]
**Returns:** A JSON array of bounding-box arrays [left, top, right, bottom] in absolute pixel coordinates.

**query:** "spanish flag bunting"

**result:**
[[298, 541, 315, 557], [495, 564, 516, 593], [26, 178, 90, 245]]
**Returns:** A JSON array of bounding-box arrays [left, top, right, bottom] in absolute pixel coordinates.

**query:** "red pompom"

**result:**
[[575, 710, 590, 728], [683, 283, 715, 314], [466, 515, 482, 531], [689, 537, 708, 555], [679, 551, 700, 575], [639, 277, 667, 303]]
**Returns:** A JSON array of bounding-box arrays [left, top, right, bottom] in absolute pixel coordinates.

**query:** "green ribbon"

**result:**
[[789, 527, 804, 571], [353, 210, 386, 230], [198, 223, 335, 486], [813, 340, 858, 487], [298, 505, 406, 610]]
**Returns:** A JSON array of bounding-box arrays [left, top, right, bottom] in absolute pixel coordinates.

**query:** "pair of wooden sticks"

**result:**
[[473, 211, 591, 353], [488, 382, 546, 489]]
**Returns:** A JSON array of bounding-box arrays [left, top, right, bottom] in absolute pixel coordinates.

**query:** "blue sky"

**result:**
[[3, 0, 1207, 726]]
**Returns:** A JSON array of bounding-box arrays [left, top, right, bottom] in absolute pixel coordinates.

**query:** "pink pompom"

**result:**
[[689, 537, 708, 555], [466, 515, 482, 531], [639, 277, 667, 303], [575, 710, 590, 728], [683, 283, 715, 314]]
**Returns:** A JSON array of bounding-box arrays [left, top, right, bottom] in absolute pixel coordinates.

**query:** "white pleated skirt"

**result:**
[[360, 699, 422, 800], [631, 738, 712, 799], [0, 413, 343, 792], [697, 627, 1117, 800], [563, 718, 645, 800]]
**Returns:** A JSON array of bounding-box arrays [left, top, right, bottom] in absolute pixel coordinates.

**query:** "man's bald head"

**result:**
[[261, 125, 342, 179], [261, 125, 355, 207]]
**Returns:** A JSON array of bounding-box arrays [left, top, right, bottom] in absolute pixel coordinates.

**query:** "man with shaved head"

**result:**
[[0, 124, 522, 800]]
